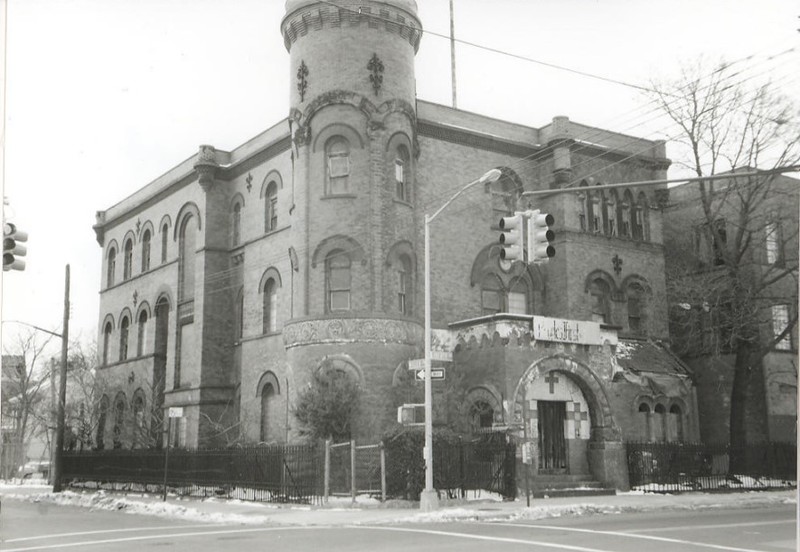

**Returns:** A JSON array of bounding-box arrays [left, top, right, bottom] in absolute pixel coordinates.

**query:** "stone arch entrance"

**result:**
[[512, 354, 628, 489]]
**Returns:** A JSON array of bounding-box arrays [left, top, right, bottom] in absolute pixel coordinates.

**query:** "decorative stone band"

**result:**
[[282, 316, 422, 349], [281, 3, 422, 53]]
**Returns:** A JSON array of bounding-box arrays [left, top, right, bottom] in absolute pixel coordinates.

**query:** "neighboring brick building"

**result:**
[[93, 0, 696, 490], [664, 172, 798, 446]]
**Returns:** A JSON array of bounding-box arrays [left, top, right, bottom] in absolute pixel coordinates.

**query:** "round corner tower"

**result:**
[[280, 0, 425, 441]]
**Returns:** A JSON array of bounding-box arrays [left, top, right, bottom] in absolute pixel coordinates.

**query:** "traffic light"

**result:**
[[527, 209, 555, 263], [499, 213, 524, 262], [3, 223, 27, 271]]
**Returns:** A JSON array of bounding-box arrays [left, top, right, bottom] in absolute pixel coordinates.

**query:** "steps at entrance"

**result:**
[[529, 474, 616, 498]]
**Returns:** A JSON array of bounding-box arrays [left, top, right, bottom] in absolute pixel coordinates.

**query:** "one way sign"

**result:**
[[415, 368, 445, 381]]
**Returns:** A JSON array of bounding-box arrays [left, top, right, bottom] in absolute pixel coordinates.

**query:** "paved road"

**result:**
[[2, 498, 795, 551]]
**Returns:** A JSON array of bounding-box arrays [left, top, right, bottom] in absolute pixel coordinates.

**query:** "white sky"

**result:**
[[2, 0, 798, 363]]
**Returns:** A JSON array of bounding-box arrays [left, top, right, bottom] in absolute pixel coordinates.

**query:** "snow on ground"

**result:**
[[1, 482, 795, 526]]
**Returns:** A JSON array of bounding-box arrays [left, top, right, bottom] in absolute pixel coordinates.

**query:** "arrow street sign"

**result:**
[[415, 368, 446, 381]]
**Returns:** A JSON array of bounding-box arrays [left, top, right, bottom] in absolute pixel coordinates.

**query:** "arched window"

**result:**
[[605, 191, 617, 236], [326, 136, 350, 195], [232, 201, 242, 246], [638, 403, 651, 441], [112, 394, 126, 449], [396, 254, 412, 315], [394, 145, 410, 202], [103, 322, 113, 366], [137, 310, 148, 356], [260, 382, 276, 442], [621, 190, 634, 238], [507, 277, 529, 314], [161, 223, 169, 264], [178, 214, 196, 302], [123, 239, 133, 280], [590, 191, 602, 233], [119, 316, 130, 361], [481, 274, 502, 315], [653, 404, 666, 442], [96, 396, 109, 450], [669, 404, 683, 442], [470, 400, 495, 431], [589, 279, 610, 323], [132, 394, 145, 448], [265, 182, 278, 232], [263, 278, 277, 334], [141, 229, 151, 272], [627, 282, 646, 334], [235, 287, 244, 341], [326, 250, 351, 311], [635, 191, 649, 241], [107, 247, 116, 287]]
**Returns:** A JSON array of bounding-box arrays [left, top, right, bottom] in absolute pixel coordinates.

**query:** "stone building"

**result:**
[[93, 0, 697, 490], [664, 172, 798, 446]]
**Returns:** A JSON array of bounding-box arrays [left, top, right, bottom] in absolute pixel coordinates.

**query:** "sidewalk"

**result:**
[[1, 483, 796, 526]]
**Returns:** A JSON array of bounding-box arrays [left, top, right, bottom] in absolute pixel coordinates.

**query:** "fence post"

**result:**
[[350, 439, 357, 504], [380, 442, 387, 503], [324, 439, 331, 504]]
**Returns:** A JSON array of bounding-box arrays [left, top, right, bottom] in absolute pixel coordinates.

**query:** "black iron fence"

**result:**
[[626, 441, 796, 493], [61, 444, 324, 504], [59, 436, 516, 504]]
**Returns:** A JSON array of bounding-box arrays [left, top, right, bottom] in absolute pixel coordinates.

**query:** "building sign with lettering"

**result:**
[[532, 315, 608, 346]]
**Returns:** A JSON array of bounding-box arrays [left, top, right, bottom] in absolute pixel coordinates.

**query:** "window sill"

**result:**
[[321, 194, 357, 200]]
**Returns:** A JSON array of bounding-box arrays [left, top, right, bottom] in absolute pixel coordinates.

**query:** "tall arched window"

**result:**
[[260, 382, 276, 442], [326, 250, 351, 311], [591, 191, 602, 233], [96, 396, 109, 450], [653, 404, 666, 442], [265, 182, 278, 232], [394, 145, 410, 202], [621, 190, 634, 238], [103, 322, 112, 365], [113, 394, 126, 449], [481, 274, 502, 315], [326, 137, 350, 195], [627, 282, 646, 334], [263, 278, 277, 334], [605, 191, 617, 236], [669, 404, 683, 442], [123, 239, 133, 280], [137, 310, 148, 356], [232, 201, 242, 246], [161, 223, 169, 264], [107, 247, 116, 287], [178, 214, 196, 302], [235, 287, 244, 341], [119, 316, 130, 361], [635, 191, 649, 241], [638, 403, 651, 441], [396, 254, 412, 315], [589, 279, 610, 323], [132, 394, 145, 448], [141, 229, 151, 272]]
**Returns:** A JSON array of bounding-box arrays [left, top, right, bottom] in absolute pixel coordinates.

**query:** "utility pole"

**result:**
[[52, 264, 70, 492]]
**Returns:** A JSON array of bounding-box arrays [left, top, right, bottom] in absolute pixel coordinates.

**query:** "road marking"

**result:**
[[358, 526, 618, 552], [1, 526, 329, 552], [489, 522, 775, 552], [3, 524, 226, 543], [624, 519, 795, 534]]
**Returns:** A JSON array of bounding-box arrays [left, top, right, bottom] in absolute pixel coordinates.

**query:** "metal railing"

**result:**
[[626, 441, 796, 493]]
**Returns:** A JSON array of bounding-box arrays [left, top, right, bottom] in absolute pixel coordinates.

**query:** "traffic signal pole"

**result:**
[[52, 265, 70, 492], [420, 168, 501, 512]]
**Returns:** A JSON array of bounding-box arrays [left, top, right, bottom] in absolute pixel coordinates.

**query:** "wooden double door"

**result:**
[[537, 400, 567, 472]]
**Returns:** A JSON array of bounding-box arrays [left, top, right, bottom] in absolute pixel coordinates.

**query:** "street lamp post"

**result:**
[[419, 168, 501, 512]]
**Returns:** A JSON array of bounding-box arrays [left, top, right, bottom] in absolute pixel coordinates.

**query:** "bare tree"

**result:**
[[652, 60, 799, 456], [1, 330, 55, 477]]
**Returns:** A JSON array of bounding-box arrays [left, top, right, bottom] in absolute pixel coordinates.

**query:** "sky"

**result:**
[[2, 0, 798, 364]]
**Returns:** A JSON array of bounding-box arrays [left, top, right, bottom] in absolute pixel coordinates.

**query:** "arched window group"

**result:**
[[637, 400, 684, 442], [95, 389, 150, 450], [101, 306, 151, 366], [584, 272, 651, 333], [104, 222, 164, 289], [471, 244, 539, 317], [580, 182, 649, 241]]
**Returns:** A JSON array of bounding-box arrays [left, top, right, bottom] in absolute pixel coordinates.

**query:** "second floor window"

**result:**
[[107, 247, 116, 287], [765, 220, 784, 265], [326, 137, 350, 195], [232, 202, 242, 246], [123, 239, 133, 280], [141, 229, 151, 272], [326, 251, 351, 311], [265, 182, 278, 232], [119, 316, 130, 361]]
